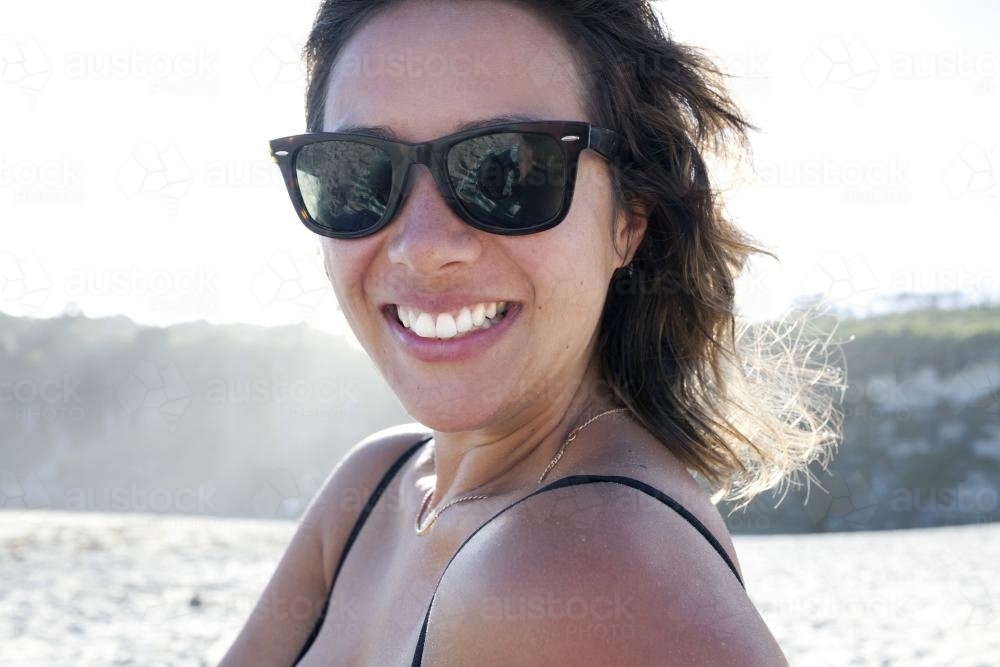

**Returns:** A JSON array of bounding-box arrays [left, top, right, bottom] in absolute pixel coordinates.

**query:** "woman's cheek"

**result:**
[[323, 241, 372, 305]]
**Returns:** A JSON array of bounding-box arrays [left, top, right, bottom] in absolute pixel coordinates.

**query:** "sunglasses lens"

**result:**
[[446, 132, 567, 231], [294, 141, 393, 235]]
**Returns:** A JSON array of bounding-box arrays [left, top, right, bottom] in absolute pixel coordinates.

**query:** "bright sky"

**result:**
[[1, 0, 997, 339]]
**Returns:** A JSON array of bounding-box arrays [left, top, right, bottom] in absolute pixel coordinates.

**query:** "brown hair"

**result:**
[[301, 0, 844, 511]]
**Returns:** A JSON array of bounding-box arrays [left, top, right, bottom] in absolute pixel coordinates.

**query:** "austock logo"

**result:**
[[940, 575, 1000, 636], [942, 142, 998, 215], [0, 34, 52, 103], [251, 35, 305, 90], [803, 36, 997, 101], [392, 576, 440, 633], [668, 575, 750, 637], [935, 542, 1000, 638], [251, 250, 340, 329], [734, 260, 775, 318], [0, 250, 52, 315], [0, 468, 52, 527], [803, 469, 879, 528], [723, 495, 772, 533], [526, 33, 601, 95], [800, 251, 880, 311], [1, 154, 86, 205], [251, 469, 323, 521], [115, 360, 193, 431], [115, 143, 194, 211], [115, 575, 195, 638], [944, 362, 999, 420], [63, 46, 221, 97], [890, 47, 998, 95], [521, 479, 605, 529], [1, 373, 85, 423], [62, 264, 221, 317], [801, 35, 879, 105]]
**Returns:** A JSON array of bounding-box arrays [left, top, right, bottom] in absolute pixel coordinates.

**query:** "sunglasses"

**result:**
[[269, 120, 622, 239]]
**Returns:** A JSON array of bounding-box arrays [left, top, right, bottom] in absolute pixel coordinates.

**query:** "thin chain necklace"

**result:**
[[414, 407, 630, 536]]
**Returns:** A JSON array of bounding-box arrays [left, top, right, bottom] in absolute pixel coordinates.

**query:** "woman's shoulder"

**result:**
[[430, 430, 745, 581], [526, 430, 744, 579], [324, 423, 431, 489], [423, 453, 786, 665], [487, 452, 742, 582], [218, 425, 432, 666], [309, 424, 431, 573], [313, 423, 431, 512]]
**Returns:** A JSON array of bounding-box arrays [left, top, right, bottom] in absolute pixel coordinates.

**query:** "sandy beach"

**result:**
[[1, 509, 997, 666]]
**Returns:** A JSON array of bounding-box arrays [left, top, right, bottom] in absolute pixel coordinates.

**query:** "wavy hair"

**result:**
[[301, 0, 845, 511]]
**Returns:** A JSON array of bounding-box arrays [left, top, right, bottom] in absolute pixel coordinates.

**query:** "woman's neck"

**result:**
[[422, 359, 616, 508]]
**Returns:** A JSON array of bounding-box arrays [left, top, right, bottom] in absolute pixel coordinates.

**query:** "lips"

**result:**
[[381, 299, 521, 363]]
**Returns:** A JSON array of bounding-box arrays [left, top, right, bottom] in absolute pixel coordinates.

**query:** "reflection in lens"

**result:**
[[295, 141, 392, 234], [447, 132, 565, 229]]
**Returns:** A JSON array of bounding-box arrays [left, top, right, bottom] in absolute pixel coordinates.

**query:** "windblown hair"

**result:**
[[301, 0, 845, 511]]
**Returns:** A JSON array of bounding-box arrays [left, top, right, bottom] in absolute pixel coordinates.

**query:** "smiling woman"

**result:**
[[222, 1, 843, 665]]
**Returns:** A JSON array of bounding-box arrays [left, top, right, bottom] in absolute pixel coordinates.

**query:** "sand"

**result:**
[[1, 510, 997, 666]]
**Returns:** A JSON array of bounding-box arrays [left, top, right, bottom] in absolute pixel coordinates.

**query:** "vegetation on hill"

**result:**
[[2, 305, 997, 532]]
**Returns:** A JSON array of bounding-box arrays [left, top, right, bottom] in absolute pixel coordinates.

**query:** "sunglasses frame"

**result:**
[[268, 120, 622, 239]]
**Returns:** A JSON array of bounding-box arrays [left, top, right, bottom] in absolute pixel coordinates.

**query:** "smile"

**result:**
[[392, 301, 510, 339]]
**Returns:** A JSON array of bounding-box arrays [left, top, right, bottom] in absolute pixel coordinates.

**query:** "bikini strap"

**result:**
[[412, 473, 743, 666], [294, 432, 432, 665]]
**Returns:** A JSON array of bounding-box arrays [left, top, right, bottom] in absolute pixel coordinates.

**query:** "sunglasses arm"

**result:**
[[589, 126, 623, 160]]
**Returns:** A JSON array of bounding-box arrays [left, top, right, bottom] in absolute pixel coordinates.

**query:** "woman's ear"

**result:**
[[615, 196, 652, 267]]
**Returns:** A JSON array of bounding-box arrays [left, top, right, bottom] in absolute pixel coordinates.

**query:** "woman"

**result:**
[[224, 1, 841, 664]]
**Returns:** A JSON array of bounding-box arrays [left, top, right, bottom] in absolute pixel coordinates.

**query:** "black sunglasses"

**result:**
[[269, 120, 622, 239]]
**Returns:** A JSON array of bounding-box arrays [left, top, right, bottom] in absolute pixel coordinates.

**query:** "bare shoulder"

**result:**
[[219, 423, 430, 667], [425, 481, 788, 667], [308, 423, 432, 578], [328, 421, 432, 480], [312, 421, 431, 505]]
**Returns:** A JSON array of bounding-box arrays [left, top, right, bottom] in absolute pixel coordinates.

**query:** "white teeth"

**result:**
[[455, 308, 473, 334], [436, 313, 458, 338], [472, 303, 486, 326], [396, 301, 510, 339], [413, 312, 436, 337]]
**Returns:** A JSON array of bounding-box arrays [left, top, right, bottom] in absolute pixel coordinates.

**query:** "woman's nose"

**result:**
[[386, 164, 482, 274]]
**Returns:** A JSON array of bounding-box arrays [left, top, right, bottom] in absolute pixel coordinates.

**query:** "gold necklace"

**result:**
[[414, 407, 630, 536]]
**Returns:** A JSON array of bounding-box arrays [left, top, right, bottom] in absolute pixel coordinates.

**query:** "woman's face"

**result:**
[[320, 0, 639, 429]]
